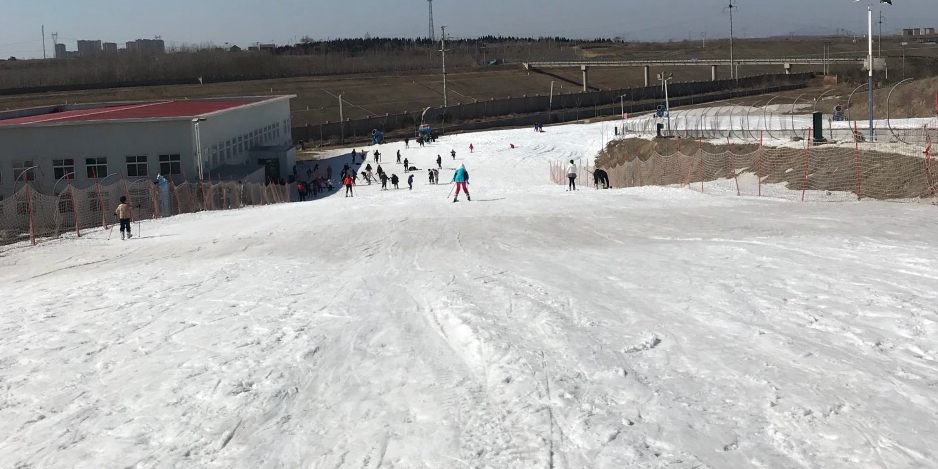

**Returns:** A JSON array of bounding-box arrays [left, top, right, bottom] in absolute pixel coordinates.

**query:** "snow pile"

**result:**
[[2, 122, 937, 468]]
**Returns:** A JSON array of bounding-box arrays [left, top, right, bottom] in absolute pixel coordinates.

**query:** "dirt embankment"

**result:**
[[596, 137, 938, 200]]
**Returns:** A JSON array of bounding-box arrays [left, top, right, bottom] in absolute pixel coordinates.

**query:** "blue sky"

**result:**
[[2, 0, 936, 58]]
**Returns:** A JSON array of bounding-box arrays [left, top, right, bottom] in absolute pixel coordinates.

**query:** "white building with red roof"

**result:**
[[0, 96, 295, 198]]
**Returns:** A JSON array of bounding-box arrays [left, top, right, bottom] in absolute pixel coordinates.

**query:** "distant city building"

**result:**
[[902, 27, 936, 37], [54, 43, 67, 59], [102, 42, 118, 54], [125, 39, 165, 55], [77, 40, 102, 57]]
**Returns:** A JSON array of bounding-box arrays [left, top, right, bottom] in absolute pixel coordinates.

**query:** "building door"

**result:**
[[258, 158, 281, 183]]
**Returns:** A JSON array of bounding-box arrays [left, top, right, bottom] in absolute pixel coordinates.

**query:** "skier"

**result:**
[[391, 173, 400, 189], [364, 163, 373, 173], [326, 165, 333, 183], [365, 169, 374, 185], [452, 163, 470, 203], [307, 167, 313, 180], [351, 149, 357, 163], [380, 172, 389, 190], [469, 143, 474, 153], [376, 165, 384, 177], [451, 149, 456, 160], [566, 159, 578, 191], [397, 150, 402, 164], [115, 196, 133, 240], [374, 150, 381, 163], [403, 158, 409, 172], [404, 137, 410, 148], [437, 155, 443, 169], [428, 169, 435, 185], [432, 168, 440, 185], [344, 174, 355, 197], [297, 181, 307, 201], [408, 174, 414, 190]]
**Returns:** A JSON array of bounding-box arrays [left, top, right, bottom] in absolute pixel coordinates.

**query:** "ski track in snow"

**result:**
[[2, 122, 938, 468]]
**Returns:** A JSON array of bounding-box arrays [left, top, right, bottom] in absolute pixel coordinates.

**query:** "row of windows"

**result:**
[[2, 155, 181, 184], [205, 122, 286, 168]]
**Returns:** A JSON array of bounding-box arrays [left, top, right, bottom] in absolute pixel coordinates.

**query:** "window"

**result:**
[[126, 155, 147, 177], [53, 159, 75, 181], [211, 145, 218, 165], [238, 136, 244, 153], [86, 157, 108, 179], [13, 160, 35, 182], [159, 154, 181, 175]]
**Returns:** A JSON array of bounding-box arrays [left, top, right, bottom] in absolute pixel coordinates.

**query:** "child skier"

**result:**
[[115, 196, 133, 239], [452, 164, 470, 202]]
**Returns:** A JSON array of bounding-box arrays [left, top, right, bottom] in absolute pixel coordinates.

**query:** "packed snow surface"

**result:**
[[2, 122, 938, 468]]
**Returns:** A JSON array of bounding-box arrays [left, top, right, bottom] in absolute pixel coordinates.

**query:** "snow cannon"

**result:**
[[371, 129, 384, 145]]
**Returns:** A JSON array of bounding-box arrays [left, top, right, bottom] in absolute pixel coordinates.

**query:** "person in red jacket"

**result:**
[[344, 175, 355, 197]]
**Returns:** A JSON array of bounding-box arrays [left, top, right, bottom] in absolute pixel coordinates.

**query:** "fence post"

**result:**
[[727, 136, 739, 196], [758, 132, 763, 197], [923, 136, 935, 197], [802, 128, 811, 202], [92, 169, 107, 229], [854, 121, 862, 199], [698, 137, 704, 192], [66, 173, 81, 237], [26, 184, 36, 245]]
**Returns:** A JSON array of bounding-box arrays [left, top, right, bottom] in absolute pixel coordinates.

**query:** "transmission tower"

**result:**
[[428, 0, 435, 41]]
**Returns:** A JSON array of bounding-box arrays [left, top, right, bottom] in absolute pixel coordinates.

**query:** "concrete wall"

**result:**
[[294, 73, 814, 144], [0, 98, 293, 198]]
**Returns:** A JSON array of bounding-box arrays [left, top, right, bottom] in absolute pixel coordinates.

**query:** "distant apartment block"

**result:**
[[54, 43, 67, 59], [103, 42, 118, 54], [125, 39, 165, 55], [77, 40, 102, 57], [902, 27, 936, 37]]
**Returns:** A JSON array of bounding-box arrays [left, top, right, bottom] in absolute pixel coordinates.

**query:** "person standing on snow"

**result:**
[[451, 149, 456, 160], [404, 137, 410, 148], [437, 155, 442, 169], [115, 196, 133, 240], [408, 174, 414, 190], [452, 163, 470, 202], [469, 143, 474, 153], [380, 172, 389, 190], [344, 174, 355, 197], [391, 174, 400, 189], [403, 158, 409, 172], [397, 150, 402, 164], [432, 168, 439, 185], [566, 159, 578, 191]]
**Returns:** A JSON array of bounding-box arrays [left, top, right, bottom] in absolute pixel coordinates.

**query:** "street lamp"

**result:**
[[192, 117, 207, 180], [658, 72, 674, 136]]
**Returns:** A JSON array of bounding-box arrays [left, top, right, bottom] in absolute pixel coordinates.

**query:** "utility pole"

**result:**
[[42, 25, 46, 59], [868, 4, 874, 140], [701, 32, 706, 50], [659, 72, 673, 136], [440, 26, 448, 109], [725, 1, 738, 80]]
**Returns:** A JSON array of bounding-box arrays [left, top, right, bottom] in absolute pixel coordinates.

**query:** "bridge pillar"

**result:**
[[644, 66, 651, 87], [581, 65, 589, 92], [711, 65, 718, 81]]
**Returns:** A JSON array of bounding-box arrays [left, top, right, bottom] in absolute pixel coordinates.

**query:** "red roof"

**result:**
[[0, 99, 264, 126]]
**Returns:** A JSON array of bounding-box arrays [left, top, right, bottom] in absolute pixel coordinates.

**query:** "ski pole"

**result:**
[[447, 183, 456, 199], [107, 224, 115, 240]]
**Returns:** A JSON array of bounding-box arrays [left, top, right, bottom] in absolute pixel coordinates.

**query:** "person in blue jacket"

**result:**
[[452, 163, 470, 202]]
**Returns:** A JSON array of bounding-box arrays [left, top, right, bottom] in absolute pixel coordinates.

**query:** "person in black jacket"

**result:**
[[390, 174, 400, 189]]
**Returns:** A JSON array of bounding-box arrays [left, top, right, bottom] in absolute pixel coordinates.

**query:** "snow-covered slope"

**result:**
[[2, 122, 937, 468]]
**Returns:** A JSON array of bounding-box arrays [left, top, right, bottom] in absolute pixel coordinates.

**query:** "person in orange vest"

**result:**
[[344, 174, 355, 197]]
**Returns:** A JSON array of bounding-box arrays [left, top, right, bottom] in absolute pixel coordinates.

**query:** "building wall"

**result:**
[[77, 40, 102, 57], [0, 98, 293, 198]]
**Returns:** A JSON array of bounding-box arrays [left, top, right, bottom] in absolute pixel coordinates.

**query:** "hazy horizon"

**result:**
[[2, 0, 937, 59]]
